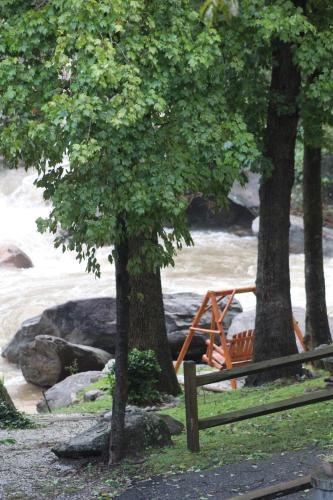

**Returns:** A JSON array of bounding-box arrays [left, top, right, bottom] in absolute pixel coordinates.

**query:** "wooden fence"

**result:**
[[184, 345, 333, 453]]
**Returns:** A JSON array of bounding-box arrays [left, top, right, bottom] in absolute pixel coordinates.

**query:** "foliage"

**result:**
[[65, 358, 79, 376], [0, 0, 258, 276], [0, 400, 35, 429], [108, 349, 162, 405]]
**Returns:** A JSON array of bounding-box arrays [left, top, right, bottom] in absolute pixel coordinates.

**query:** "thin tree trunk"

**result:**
[[303, 130, 331, 348], [249, 21, 305, 384], [0, 380, 15, 409], [128, 235, 181, 396], [109, 227, 130, 464]]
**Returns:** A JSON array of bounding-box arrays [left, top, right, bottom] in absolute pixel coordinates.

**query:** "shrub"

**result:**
[[0, 401, 35, 429], [108, 349, 162, 405]]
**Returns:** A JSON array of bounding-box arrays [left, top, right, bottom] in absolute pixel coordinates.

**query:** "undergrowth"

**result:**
[[0, 401, 35, 429]]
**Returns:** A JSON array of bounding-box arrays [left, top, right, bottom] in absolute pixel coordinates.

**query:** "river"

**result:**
[[1, 166, 332, 412]]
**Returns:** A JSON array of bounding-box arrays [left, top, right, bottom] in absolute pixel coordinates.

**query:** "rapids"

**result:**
[[1, 166, 332, 412]]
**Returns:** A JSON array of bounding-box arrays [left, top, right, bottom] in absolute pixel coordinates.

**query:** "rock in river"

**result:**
[[252, 215, 333, 256], [0, 244, 33, 268], [3, 293, 242, 364], [20, 335, 111, 388]]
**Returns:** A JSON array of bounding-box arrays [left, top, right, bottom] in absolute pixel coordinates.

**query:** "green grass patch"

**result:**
[[145, 375, 333, 475], [56, 373, 333, 480]]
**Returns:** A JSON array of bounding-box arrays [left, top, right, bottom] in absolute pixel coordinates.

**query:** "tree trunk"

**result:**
[[0, 380, 15, 409], [128, 235, 181, 396], [249, 27, 305, 384], [303, 132, 331, 348], [109, 228, 130, 464]]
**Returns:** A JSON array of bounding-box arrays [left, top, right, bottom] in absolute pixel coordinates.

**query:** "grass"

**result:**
[[56, 370, 333, 479], [147, 375, 333, 474], [49, 372, 333, 498]]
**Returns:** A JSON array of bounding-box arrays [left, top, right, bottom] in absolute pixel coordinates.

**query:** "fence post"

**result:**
[[184, 361, 200, 452]]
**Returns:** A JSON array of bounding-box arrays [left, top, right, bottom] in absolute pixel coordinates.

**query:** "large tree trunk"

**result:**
[[0, 380, 15, 409], [303, 131, 331, 348], [109, 228, 130, 464], [128, 235, 181, 396], [250, 27, 305, 384]]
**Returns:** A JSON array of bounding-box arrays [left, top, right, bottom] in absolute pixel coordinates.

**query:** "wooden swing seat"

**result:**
[[175, 286, 306, 389], [203, 330, 255, 370]]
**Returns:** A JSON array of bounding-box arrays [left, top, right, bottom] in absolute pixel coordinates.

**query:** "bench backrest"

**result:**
[[229, 330, 255, 363]]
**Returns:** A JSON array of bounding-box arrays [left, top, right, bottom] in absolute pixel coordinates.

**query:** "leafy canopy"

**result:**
[[0, 0, 259, 274]]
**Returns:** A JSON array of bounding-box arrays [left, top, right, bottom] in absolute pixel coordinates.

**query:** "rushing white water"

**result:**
[[0, 167, 332, 412]]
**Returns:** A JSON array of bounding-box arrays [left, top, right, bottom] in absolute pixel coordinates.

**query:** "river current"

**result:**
[[1, 166, 332, 412]]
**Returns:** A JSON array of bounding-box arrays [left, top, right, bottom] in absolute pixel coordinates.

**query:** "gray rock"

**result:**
[[20, 335, 111, 388], [157, 414, 184, 435], [83, 389, 104, 402], [0, 244, 33, 269], [186, 197, 254, 231], [186, 173, 260, 231], [166, 294, 242, 361], [37, 371, 103, 413], [52, 408, 172, 459], [229, 172, 260, 215], [102, 358, 115, 373], [3, 294, 242, 364], [252, 215, 333, 256], [229, 308, 333, 345], [2, 297, 117, 363]]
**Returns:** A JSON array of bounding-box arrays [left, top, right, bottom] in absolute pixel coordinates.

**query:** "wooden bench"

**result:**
[[175, 286, 306, 390], [203, 330, 254, 368], [203, 330, 255, 388]]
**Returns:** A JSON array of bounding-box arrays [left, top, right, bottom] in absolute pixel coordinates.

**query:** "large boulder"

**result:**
[[2, 297, 117, 363], [37, 371, 103, 413], [252, 215, 333, 256], [166, 294, 242, 361], [20, 335, 111, 388], [186, 173, 260, 231], [186, 197, 254, 232], [3, 293, 242, 364], [52, 408, 173, 459], [228, 307, 333, 345], [0, 244, 33, 269]]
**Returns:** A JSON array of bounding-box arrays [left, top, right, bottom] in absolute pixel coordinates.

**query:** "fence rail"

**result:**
[[184, 344, 333, 452]]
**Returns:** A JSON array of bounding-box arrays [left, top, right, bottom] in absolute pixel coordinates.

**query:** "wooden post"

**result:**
[[184, 361, 200, 452]]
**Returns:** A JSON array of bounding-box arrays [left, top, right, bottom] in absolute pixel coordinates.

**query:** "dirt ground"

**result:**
[[0, 414, 324, 499]]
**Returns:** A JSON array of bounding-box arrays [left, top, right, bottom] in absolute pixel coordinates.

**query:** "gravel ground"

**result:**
[[0, 415, 326, 499], [0, 414, 115, 500]]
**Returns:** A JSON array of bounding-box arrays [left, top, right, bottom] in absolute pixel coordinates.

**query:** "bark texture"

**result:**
[[128, 235, 181, 396], [250, 21, 305, 384], [303, 138, 331, 348], [109, 231, 130, 464]]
